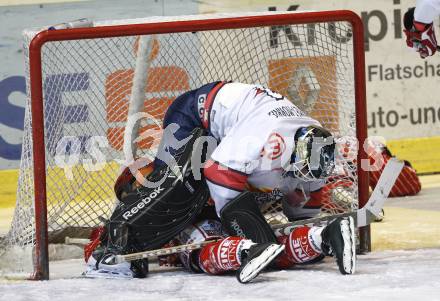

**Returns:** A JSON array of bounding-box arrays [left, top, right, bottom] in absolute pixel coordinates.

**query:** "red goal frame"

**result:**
[[28, 10, 368, 280]]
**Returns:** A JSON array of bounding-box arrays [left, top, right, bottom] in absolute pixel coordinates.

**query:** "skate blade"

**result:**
[[82, 268, 133, 280], [340, 216, 356, 274], [238, 244, 285, 284]]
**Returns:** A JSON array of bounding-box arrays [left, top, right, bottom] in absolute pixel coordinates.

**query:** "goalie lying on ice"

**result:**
[[83, 82, 356, 282]]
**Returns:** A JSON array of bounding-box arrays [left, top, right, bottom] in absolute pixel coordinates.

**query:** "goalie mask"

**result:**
[[285, 125, 335, 181]]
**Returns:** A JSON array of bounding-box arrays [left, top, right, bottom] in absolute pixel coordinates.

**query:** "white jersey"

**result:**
[[415, 0, 440, 23], [202, 82, 322, 215]]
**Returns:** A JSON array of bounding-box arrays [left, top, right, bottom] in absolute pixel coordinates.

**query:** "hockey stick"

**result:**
[[114, 239, 218, 263], [272, 158, 404, 236]]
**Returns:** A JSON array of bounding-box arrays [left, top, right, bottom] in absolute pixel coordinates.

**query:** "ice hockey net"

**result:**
[[0, 10, 367, 280]]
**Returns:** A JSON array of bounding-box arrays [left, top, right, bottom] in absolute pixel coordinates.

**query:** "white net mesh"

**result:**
[[1, 12, 361, 274]]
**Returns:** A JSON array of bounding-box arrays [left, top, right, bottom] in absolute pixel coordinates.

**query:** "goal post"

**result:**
[[4, 10, 367, 280], [123, 35, 157, 161]]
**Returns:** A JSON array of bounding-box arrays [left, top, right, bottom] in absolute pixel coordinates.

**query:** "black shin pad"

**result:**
[[220, 192, 277, 244]]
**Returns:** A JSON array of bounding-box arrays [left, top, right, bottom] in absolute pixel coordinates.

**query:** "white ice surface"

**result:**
[[1, 248, 440, 301]]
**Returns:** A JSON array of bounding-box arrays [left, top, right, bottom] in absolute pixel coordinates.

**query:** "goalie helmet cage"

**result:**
[[7, 10, 367, 280]]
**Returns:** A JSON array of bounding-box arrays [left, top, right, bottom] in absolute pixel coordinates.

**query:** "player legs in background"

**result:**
[[403, 1, 440, 58]]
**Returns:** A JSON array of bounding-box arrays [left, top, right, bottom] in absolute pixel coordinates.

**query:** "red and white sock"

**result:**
[[275, 226, 324, 269], [198, 237, 254, 275]]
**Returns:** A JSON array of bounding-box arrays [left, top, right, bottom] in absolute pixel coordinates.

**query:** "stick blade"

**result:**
[[365, 158, 404, 215], [357, 158, 404, 227]]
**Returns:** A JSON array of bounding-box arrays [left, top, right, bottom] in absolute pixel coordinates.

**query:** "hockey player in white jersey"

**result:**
[[404, 0, 440, 58], [85, 82, 356, 281]]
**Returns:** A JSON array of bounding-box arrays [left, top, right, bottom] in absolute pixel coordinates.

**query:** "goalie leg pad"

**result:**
[[220, 192, 277, 244], [105, 128, 210, 252]]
